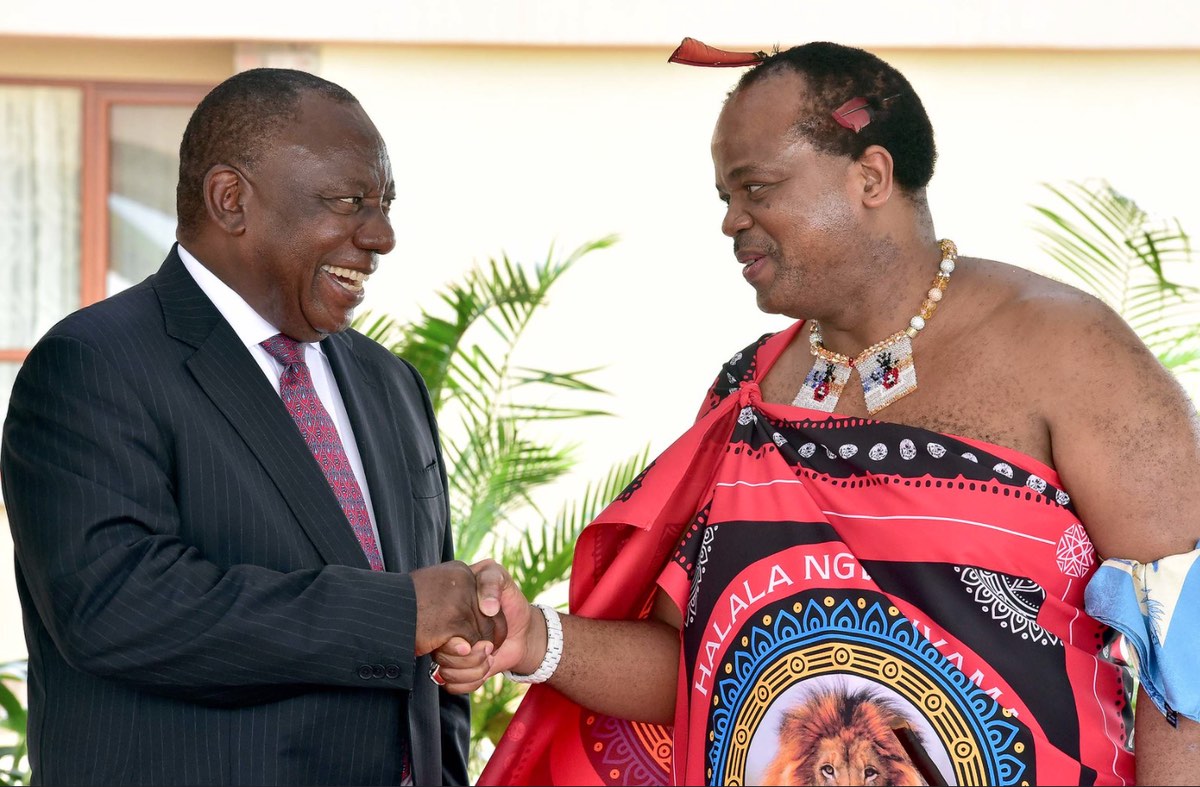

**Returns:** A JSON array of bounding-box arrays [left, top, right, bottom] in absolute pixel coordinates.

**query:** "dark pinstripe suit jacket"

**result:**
[[1, 247, 470, 786]]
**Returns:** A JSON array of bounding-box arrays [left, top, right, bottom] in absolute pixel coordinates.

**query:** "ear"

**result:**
[[856, 145, 894, 209], [202, 164, 248, 236]]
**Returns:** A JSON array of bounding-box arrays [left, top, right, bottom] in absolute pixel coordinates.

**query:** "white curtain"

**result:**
[[0, 85, 83, 417]]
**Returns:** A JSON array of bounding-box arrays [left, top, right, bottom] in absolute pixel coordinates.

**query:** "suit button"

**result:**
[[371, 664, 386, 679], [358, 665, 373, 679], [385, 665, 400, 679]]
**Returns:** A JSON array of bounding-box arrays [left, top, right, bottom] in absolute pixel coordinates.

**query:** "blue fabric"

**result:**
[[1085, 542, 1200, 726]]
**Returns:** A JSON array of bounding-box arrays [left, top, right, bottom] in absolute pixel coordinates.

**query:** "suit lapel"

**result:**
[[154, 247, 371, 570], [323, 333, 417, 575]]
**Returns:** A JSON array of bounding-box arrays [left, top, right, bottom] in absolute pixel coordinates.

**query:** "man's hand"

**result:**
[[431, 559, 537, 693], [428, 637, 494, 694], [411, 560, 508, 656]]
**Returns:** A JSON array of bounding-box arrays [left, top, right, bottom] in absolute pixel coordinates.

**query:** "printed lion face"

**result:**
[[760, 686, 929, 786]]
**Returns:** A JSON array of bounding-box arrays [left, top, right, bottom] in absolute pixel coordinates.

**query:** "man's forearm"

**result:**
[[541, 613, 680, 726]]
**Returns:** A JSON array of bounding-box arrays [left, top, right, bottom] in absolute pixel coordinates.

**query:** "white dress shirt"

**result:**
[[177, 244, 384, 567]]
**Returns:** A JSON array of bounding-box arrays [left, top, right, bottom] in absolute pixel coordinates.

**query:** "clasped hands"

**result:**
[[411, 559, 537, 695]]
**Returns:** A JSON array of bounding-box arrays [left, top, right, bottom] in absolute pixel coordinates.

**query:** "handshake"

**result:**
[[411, 559, 543, 694]]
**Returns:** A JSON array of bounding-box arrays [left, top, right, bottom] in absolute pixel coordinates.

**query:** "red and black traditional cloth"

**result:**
[[481, 321, 1134, 786]]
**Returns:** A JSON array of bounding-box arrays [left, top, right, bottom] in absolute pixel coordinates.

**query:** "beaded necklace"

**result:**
[[793, 238, 958, 415]]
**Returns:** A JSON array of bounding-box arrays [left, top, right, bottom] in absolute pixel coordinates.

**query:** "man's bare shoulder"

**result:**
[[959, 256, 1155, 364], [965, 255, 1194, 412], [957, 258, 1199, 559]]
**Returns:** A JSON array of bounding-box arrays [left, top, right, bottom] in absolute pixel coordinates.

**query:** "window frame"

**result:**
[[0, 76, 213, 364]]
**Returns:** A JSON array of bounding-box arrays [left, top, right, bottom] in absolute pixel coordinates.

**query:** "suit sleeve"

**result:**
[[1, 334, 420, 704]]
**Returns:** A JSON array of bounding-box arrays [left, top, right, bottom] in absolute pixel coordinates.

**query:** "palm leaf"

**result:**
[[1032, 180, 1198, 380], [503, 404, 614, 420], [500, 445, 653, 603], [354, 312, 397, 346], [511, 366, 610, 393], [0, 689, 23, 737], [463, 446, 653, 775], [452, 427, 576, 560], [0, 661, 28, 786]]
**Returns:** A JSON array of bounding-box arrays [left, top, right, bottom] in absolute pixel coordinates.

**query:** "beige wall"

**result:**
[[2, 36, 1199, 662], [0, 37, 233, 83]]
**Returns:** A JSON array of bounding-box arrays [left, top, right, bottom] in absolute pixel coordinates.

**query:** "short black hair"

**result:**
[[176, 68, 359, 240], [735, 42, 937, 193]]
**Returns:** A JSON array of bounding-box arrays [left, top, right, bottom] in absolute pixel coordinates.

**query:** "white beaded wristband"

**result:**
[[504, 604, 563, 684]]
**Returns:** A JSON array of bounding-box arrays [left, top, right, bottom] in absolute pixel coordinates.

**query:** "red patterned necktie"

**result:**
[[260, 333, 385, 571]]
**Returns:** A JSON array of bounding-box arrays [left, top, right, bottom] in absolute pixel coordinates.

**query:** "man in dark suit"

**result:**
[[1, 68, 497, 785]]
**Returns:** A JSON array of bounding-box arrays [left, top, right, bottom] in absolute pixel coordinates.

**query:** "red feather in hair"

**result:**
[[667, 37, 766, 68]]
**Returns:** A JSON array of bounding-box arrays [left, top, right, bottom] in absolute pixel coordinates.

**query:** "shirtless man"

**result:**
[[457, 42, 1200, 785]]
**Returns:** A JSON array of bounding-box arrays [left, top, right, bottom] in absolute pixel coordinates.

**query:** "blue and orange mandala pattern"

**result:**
[[706, 590, 1036, 786]]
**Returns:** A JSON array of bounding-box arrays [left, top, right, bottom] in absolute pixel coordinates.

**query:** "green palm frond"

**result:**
[[0, 663, 25, 736], [354, 312, 398, 346], [448, 421, 577, 560], [511, 366, 610, 393], [1032, 180, 1199, 379], [465, 445, 653, 776], [0, 660, 29, 786], [500, 445, 653, 603], [1159, 337, 1200, 371], [503, 404, 614, 420], [365, 235, 617, 411]]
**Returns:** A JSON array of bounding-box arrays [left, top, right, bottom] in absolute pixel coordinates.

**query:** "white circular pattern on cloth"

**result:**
[[1055, 523, 1095, 577], [957, 566, 1061, 646], [786, 431, 1065, 512], [728, 351, 742, 366], [737, 406, 757, 425]]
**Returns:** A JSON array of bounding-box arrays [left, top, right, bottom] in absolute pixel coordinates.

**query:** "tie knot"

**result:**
[[260, 333, 306, 366]]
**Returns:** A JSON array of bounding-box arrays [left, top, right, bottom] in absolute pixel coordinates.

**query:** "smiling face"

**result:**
[[712, 72, 868, 319], [234, 93, 396, 341]]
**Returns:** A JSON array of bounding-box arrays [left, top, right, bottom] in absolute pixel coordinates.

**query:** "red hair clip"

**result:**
[[668, 37, 766, 68], [833, 94, 901, 132], [833, 97, 872, 132]]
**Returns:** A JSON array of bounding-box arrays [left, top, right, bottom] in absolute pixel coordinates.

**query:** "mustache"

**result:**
[[733, 234, 778, 256]]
